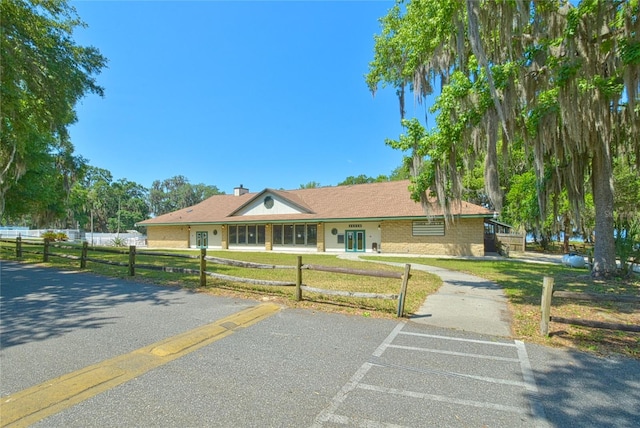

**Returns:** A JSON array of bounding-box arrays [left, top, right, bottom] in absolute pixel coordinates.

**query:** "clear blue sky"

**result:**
[[69, 0, 427, 194]]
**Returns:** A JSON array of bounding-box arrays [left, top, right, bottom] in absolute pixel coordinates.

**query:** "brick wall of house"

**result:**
[[147, 226, 189, 248], [381, 218, 485, 256]]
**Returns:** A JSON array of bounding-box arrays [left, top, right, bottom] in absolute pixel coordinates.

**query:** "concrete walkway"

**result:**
[[341, 252, 563, 338], [408, 263, 512, 336]]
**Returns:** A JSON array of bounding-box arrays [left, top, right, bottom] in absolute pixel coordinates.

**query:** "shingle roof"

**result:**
[[138, 180, 492, 226]]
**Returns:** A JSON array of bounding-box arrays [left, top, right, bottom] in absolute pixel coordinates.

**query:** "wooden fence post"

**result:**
[[396, 264, 411, 317], [129, 245, 136, 276], [200, 248, 207, 287], [16, 236, 22, 258], [295, 256, 302, 301], [43, 239, 50, 262], [81, 241, 88, 269], [540, 276, 554, 336]]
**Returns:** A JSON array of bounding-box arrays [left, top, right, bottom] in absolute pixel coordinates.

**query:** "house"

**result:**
[[137, 180, 494, 256]]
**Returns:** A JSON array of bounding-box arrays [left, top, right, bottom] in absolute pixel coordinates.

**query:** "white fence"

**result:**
[[0, 228, 82, 241], [0, 229, 147, 247], [84, 233, 147, 247]]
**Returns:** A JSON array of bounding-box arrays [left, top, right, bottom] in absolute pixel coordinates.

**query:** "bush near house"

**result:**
[[41, 231, 68, 242]]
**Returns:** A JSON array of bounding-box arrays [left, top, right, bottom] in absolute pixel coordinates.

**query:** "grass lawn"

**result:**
[[0, 242, 440, 319], [364, 256, 639, 359], [2, 240, 637, 358]]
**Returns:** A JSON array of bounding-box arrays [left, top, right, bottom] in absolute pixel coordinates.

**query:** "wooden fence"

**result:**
[[540, 276, 640, 335], [496, 233, 525, 254], [296, 256, 412, 317], [1, 237, 412, 317]]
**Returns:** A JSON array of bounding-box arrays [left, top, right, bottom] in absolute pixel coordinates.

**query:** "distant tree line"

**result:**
[[2, 0, 637, 267]]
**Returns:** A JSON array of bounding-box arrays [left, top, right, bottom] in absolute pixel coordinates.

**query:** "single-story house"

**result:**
[[137, 180, 495, 256]]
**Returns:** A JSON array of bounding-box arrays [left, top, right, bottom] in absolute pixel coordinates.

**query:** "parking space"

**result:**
[[312, 322, 548, 427]]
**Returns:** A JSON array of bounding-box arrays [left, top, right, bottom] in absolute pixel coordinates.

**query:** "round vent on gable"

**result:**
[[264, 196, 274, 209]]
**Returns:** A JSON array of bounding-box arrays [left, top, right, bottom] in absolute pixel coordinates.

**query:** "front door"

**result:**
[[345, 230, 365, 252], [196, 231, 208, 248]]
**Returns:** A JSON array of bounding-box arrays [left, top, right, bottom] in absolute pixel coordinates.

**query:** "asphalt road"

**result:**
[[1, 260, 639, 427]]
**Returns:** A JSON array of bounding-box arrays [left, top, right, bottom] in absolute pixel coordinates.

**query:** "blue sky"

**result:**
[[69, 0, 427, 194]]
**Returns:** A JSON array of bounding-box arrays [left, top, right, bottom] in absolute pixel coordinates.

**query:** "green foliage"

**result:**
[[42, 231, 58, 241], [0, 0, 107, 217], [367, 0, 640, 277], [41, 231, 68, 241], [150, 176, 223, 216], [614, 219, 640, 276], [614, 159, 640, 275], [66, 168, 150, 233], [110, 236, 127, 247], [337, 175, 384, 186]]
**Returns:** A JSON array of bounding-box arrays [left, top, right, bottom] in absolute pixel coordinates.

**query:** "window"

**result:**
[[263, 196, 274, 209], [271, 223, 317, 246], [283, 225, 294, 245], [228, 225, 265, 245], [295, 224, 305, 245], [412, 221, 445, 236], [306, 224, 317, 245], [229, 225, 237, 243], [247, 225, 257, 244], [273, 225, 283, 245]]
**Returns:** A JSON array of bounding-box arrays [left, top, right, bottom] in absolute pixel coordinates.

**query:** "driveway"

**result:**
[[1, 261, 639, 427]]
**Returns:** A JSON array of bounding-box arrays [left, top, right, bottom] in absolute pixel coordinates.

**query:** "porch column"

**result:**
[[221, 225, 228, 249], [265, 224, 273, 251], [317, 223, 325, 252]]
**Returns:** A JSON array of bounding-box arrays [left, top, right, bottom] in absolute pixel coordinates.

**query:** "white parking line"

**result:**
[[516, 340, 551, 428], [387, 344, 520, 362], [325, 413, 407, 428], [372, 322, 405, 357], [311, 324, 545, 427], [311, 323, 405, 428], [369, 358, 529, 388], [398, 331, 517, 347], [357, 383, 529, 415]]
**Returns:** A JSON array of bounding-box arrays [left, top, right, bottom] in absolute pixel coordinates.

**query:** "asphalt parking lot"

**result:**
[[2, 261, 639, 427]]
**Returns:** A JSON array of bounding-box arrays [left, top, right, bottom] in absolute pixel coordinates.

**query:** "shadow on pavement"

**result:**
[[0, 261, 190, 349], [533, 347, 640, 427]]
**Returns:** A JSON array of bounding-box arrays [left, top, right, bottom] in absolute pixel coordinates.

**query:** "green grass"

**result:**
[[0, 242, 440, 317], [363, 256, 639, 358], [4, 240, 638, 358]]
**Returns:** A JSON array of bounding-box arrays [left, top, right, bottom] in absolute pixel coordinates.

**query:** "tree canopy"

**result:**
[[0, 0, 107, 217], [368, 0, 640, 277], [149, 176, 223, 217]]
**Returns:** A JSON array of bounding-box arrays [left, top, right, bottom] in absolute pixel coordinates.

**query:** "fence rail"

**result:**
[[1, 238, 412, 317], [540, 276, 640, 335], [296, 256, 411, 317]]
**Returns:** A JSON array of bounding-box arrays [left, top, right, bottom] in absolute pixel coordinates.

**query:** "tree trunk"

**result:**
[[591, 142, 617, 277]]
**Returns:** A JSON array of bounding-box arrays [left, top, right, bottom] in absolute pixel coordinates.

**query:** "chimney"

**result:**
[[234, 184, 249, 196]]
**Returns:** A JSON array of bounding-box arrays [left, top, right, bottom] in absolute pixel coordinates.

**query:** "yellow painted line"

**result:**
[[0, 303, 280, 428]]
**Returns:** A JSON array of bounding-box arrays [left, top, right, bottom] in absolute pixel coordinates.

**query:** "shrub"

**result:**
[[111, 236, 127, 247], [42, 231, 57, 241]]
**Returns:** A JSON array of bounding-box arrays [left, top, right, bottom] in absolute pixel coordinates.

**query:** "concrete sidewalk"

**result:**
[[407, 263, 512, 336], [343, 252, 562, 337]]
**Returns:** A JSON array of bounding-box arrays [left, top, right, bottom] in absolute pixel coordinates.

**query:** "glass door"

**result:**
[[345, 230, 365, 252], [196, 231, 208, 248]]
